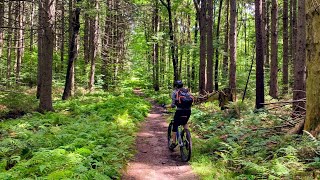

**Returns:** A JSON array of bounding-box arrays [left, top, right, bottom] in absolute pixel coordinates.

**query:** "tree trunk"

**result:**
[[38, 0, 55, 112], [223, 0, 229, 79], [214, 0, 223, 91], [16, 1, 25, 84], [305, 0, 320, 135], [265, 0, 270, 67], [196, 0, 207, 94], [282, 0, 289, 94], [293, 0, 306, 115], [229, 0, 237, 101], [187, 14, 191, 89], [255, 0, 265, 109], [88, 0, 98, 92], [160, 0, 179, 82], [62, 0, 81, 100], [291, 0, 297, 87], [191, 0, 200, 92], [30, 0, 35, 51], [102, 0, 111, 90], [6, 1, 13, 81], [153, 0, 160, 91], [0, 0, 4, 58], [270, 0, 278, 98], [84, 14, 90, 65], [206, 0, 214, 93], [60, 0, 65, 71], [37, 0, 43, 99]]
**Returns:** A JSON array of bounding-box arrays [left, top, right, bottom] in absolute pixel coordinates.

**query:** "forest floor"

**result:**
[[121, 89, 198, 180]]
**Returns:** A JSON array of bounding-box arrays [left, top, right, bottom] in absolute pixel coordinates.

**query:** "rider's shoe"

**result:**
[[169, 142, 177, 151]]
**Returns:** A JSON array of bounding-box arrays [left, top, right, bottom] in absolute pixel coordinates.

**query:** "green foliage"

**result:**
[[189, 104, 320, 179], [0, 90, 151, 179]]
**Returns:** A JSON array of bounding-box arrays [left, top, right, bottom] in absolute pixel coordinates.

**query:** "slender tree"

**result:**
[[214, 0, 223, 91], [255, 0, 265, 109], [293, 0, 306, 115], [282, 0, 289, 94], [270, 0, 278, 98], [88, 0, 98, 92], [222, 0, 229, 78], [206, 0, 214, 93], [152, 0, 160, 91], [229, 0, 237, 100], [0, 0, 4, 58], [160, 0, 179, 82], [62, 0, 81, 100], [193, 0, 207, 94]]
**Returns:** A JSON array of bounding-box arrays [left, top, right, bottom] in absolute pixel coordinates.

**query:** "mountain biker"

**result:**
[[162, 80, 192, 151]]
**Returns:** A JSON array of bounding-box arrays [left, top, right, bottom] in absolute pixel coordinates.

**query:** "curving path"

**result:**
[[122, 90, 199, 180]]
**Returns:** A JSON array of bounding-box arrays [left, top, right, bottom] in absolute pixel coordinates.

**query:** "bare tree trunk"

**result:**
[[62, 0, 81, 100], [88, 0, 98, 92], [282, 0, 289, 94], [214, 0, 223, 91], [153, 0, 159, 91], [305, 0, 320, 136], [16, 1, 25, 84], [160, 0, 179, 82], [102, 0, 111, 90], [191, 0, 200, 92], [291, 0, 297, 87], [6, 2, 13, 82], [37, 0, 43, 99], [0, 0, 4, 58], [255, 0, 265, 109], [187, 14, 191, 88], [206, 0, 214, 93], [83, 14, 90, 65], [30, 0, 35, 51], [193, 0, 207, 94], [265, 0, 270, 67], [229, 0, 237, 101], [223, 0, 229, 79], [39, 0, 55, 112], [60, 0, 65, 71], [270, 0, 278, 98], [293, 0, 306, 115]]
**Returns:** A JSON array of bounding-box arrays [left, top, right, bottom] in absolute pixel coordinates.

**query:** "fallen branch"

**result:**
[[262, 99, 306, 105], [287, 119, 305, 135]]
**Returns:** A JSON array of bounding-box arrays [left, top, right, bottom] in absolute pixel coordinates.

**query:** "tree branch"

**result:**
[[159, 0, 168, 9], [193, 0, 200, 13]]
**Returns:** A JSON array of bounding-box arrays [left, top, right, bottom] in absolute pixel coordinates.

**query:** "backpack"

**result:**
[[175, 88, 194, 109]]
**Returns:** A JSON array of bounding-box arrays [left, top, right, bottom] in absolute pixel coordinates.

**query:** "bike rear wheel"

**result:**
[[180, 129, 192, 162], [167, 122, 173, 149]]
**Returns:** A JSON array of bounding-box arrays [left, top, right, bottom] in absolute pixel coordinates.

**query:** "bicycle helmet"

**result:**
[[174, 80, 183, 88]]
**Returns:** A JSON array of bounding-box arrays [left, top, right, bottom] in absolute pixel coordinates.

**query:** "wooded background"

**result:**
[[0, 0, 319, 134]]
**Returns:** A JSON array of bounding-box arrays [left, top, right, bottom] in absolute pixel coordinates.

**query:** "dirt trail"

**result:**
[[122, 90, 199, 180]]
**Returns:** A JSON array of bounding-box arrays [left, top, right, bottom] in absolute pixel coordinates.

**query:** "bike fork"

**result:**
[[177, 131, 183, 147]]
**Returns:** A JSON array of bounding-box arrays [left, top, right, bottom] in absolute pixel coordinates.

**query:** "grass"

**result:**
[[0, 88, 151, 179]]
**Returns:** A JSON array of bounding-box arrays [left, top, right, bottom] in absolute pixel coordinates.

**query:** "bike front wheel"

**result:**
[[167, 122, 173, 149], [180, 129, 192, 162]]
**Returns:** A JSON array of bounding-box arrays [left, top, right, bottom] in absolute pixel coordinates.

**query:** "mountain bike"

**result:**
[[167, 116, 192, 162]]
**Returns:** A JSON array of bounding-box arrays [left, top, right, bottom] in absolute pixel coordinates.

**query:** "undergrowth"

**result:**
[[143, 88, 320, 179], [190, 103, 320, 179], [0, 89, 151, 179]]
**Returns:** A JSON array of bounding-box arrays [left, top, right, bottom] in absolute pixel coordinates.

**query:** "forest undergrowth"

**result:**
[[149, 90, 320, 180], [0, 84, 151, 179]]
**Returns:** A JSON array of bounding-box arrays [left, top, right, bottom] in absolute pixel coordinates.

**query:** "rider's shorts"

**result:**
[[173, 110, 191, 132]]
